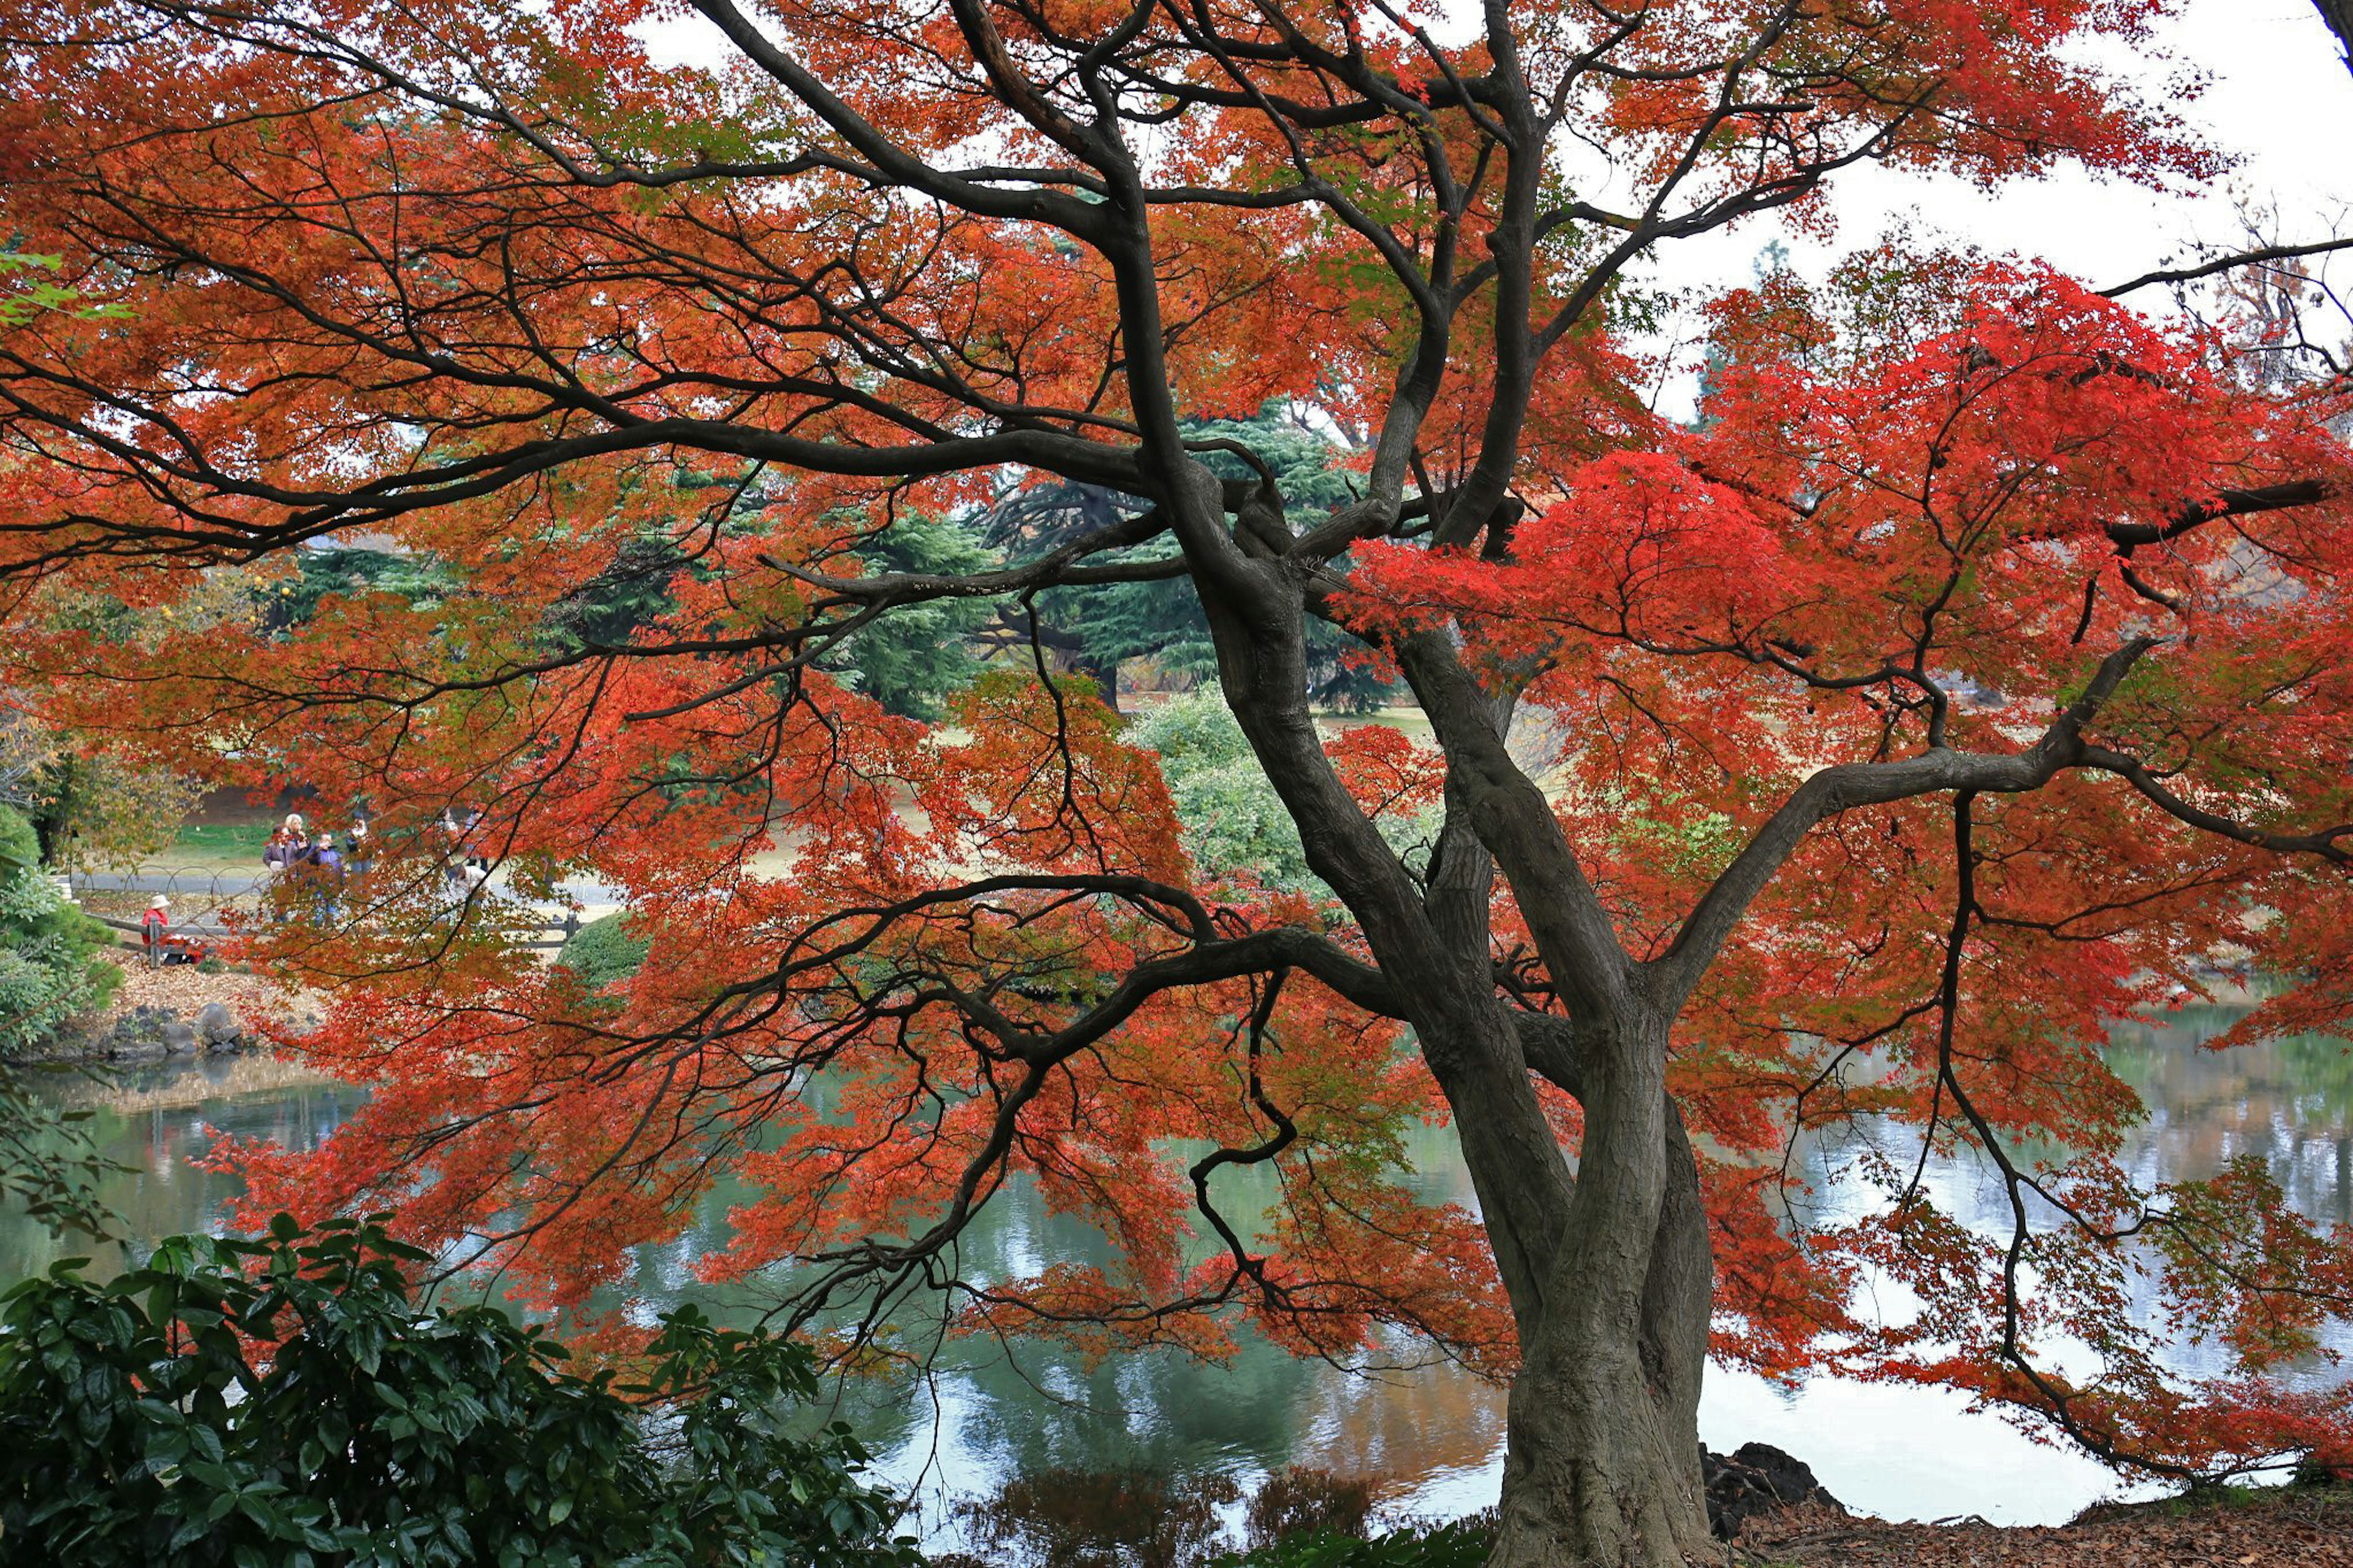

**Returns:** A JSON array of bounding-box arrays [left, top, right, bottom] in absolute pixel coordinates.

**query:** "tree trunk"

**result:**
[[1075, 653, 1120, 711], [2317, 1, 2352, 75], [1191, 532, 1718, 1566], [1490, 1316, 1716, 1567], [28, 763, 70, 867], [1477, 1013, 1718, 1568]]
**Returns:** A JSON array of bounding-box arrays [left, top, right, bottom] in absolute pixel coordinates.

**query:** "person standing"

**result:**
[[311, 834, 343, 925]]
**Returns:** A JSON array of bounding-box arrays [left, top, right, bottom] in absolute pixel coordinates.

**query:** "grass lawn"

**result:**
[[165, 816, 276, 869]]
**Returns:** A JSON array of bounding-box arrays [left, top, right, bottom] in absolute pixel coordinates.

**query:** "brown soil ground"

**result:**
[[1735, 1485, 2353, 1566]]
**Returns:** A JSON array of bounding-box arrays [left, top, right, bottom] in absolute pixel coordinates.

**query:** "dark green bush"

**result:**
[[0, 1214, 918, 1567], [1208, 1519, 1495, 1568], [558, 910, 650, 993]]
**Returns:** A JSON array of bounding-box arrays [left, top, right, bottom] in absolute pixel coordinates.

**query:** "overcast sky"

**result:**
[[1677, 0, 2352, 295], [642, 1, 2352, 338]]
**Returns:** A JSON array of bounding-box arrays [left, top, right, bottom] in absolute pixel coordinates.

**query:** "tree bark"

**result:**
[[1482, 1011, 1718, 1568], [1188, 493, 1718, 1566], [2317, 1, 2352, 74]]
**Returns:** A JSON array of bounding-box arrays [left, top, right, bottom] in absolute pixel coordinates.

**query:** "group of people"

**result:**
[[437, 807, 492, 895], [262, 812, 371, 877], [262, 812, 372, 923], [262, 808, 499, 913], [142, 806, 498, 954]]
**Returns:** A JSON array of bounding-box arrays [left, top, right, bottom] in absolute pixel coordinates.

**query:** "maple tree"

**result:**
[[2, 2, 2352, 1564]]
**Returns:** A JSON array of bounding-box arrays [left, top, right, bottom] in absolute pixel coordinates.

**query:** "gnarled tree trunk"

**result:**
[[1482, 1013, 1716, 1568], [1195, 480, 1721, 1567]]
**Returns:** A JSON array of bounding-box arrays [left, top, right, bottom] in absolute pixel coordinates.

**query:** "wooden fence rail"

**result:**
[[91, 914, 580, 959], [69, 866, 587, 961]]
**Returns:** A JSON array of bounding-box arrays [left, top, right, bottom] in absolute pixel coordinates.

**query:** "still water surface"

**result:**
[[7, 997, 2349, 1538]]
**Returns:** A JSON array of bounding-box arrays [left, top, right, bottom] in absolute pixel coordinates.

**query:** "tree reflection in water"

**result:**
[[936, 1468, 1239, 1568], [2, 993, 2347, 1537], [934, 1464, 1379, 1568]]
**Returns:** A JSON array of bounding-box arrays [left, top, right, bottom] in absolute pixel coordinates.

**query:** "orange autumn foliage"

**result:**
[[0, 0, 2347, 1518]]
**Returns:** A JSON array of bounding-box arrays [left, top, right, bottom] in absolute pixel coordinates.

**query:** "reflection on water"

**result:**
[[1698, 999, 2353, 1526], [2109, 1012, 2353, 1223], [0, 1053, 362, 1283], [940, 1468, 1243, 1568], [4, 998, 2348, 1537]]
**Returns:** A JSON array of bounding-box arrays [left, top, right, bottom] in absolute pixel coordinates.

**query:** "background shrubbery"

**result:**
[[558, 910, 651, 993], [1127, 695, 1320, 892], [0, 803, 119, 1053], [1126, 695, 1441, 896]]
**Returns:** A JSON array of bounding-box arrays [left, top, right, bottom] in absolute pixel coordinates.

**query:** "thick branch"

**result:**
[[1397, 631, 1635, 1017], [2104, 481, 2333, 550], [1651, 638, 2159, 1006]]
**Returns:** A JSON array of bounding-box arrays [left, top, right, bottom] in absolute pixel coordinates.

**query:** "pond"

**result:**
[[6, 994, 2349, 1549]]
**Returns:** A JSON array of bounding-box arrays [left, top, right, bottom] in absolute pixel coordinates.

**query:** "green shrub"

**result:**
[[0, 949, 90, 1053], [0, 809, 120, 1053], [1126, 696, 1441, 894], [0, 804, 36, 873], [559, 910, 650, 991], [1209, 1520, 1495, 1568], [0, 1215, 919, 1568], [1127, 695, 1316, 891]]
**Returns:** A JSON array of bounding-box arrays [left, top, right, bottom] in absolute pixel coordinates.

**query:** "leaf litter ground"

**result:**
[[1734, 1483, 2353, 1566]]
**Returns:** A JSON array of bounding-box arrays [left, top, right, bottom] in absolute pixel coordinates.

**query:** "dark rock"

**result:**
[[97, 1005, 175, 1061], [159, 1020, 199, 1055], [1700, 1442, 1844, 1540], [195, 1001, 242, 1045]]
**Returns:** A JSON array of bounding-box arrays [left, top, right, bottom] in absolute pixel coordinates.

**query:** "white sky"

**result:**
[[644, 0, 2352, 287], [1648, 0, 2353, 296], [640, 0, 2353, 363]]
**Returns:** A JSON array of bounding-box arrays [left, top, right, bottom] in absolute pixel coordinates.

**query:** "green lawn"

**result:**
[[166, 816, 276, 869]]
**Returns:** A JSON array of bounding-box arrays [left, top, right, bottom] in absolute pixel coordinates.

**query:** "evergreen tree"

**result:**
[[824, 512, 996, 721], [992, 407, 1395, 711]]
